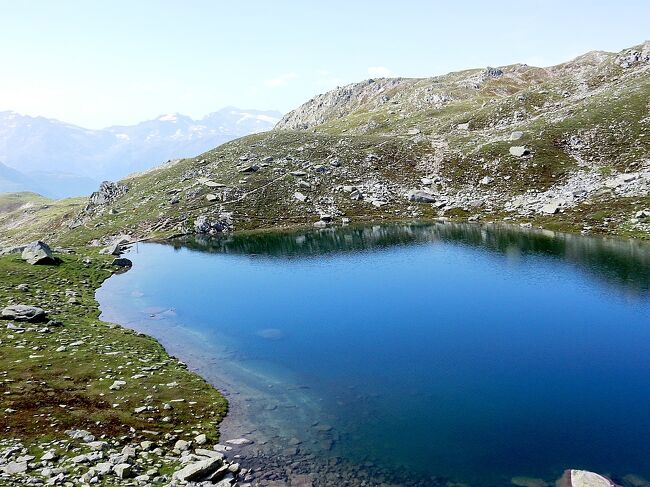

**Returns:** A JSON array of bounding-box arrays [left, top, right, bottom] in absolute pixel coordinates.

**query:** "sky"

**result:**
[[0, 0, 648, 129]]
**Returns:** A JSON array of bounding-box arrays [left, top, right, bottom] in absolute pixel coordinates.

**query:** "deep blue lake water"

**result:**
[[97, 223, 650, 486]]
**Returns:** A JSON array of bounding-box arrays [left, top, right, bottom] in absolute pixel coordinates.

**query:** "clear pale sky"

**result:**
[[1, 0, 648, 128]]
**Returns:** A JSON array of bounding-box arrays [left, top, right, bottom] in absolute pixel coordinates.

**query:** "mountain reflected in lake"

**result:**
[[169, 222, 650, 295]]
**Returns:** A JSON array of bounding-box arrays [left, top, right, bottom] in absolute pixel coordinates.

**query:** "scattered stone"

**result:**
[[480, 176, 494, 185], [113, 463, 133, 479], [238, 164, 259, 173], [225, 438, 253, 446], [109, 380, 127, 390]]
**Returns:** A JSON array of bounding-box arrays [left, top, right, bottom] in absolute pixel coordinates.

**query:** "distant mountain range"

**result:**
[[0, 107, 281, 198]]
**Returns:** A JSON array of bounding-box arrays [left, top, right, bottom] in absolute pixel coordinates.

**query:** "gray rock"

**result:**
[[21, 241, 56, 265], [3, 461, 28, 474], [541, 200, 563, 215], [635, 209, 650, 219], [195, 449, 224, 460], [225, 438, 253, 446], [510, 131, 524, 141], [480, 176, 494, 185], [294, 192, 307, 202], [100, 241, 123, 256], [1, 305, 47, 322], [406, 190, 436, 203], [238, 164, 259, 173], [112, 258, 132, 267], [509, 146, 530, 157], [113, 463, 133, 479], [174, 439, 191, 451], [66, 429, 96, 442], [172, 456, 223, 482]]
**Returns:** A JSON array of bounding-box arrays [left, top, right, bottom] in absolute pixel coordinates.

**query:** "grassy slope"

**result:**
[[0, 250, 226, 457], [0, 193, 85, 247], [6, 42, 638, 248]]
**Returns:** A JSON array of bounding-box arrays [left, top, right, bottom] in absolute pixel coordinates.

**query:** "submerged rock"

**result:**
[[557, 469, 618, 487], [21, 241, 56, 265]]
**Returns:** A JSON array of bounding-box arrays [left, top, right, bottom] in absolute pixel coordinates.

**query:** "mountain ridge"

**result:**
[[1, 41, 649, 247]]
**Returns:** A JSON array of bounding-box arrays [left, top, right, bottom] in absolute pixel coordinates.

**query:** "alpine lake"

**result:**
[[97, 222, 650, 486]]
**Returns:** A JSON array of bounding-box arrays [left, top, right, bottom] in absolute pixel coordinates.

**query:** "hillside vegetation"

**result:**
[[2, 42, 650, 248]]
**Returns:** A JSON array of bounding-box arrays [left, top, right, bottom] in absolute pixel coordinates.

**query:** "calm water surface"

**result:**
[[97, 223, 650, 486]]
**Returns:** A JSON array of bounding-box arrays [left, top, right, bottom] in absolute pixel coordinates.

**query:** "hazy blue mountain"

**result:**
[[0, 161, 97, 198], [0, 107, 281, 197]]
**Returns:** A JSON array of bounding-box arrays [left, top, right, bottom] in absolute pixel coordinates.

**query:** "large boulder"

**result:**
[[112, 258, 132, 268], [21, 241, 56, 265], [406, 190, 436, 203], [1, 305, 47, 322], [172, 456, 223, 482]]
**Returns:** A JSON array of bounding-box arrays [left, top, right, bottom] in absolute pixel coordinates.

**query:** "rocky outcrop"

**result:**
[[194, 212, 234, 235], [88, 181, 129, 207], [21, 241, 56, 265], [276, 77, 409, 130]]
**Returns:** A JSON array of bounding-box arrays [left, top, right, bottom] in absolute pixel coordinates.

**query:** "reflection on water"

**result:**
[[99, 222, 650, 486], [171, 222, 650, 295]]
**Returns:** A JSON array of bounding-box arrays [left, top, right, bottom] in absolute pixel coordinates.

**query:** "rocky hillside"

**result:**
[[2, 42, 649, 247]]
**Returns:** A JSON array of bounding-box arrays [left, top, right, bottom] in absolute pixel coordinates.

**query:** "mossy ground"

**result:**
[[0, 250, 227, 449]]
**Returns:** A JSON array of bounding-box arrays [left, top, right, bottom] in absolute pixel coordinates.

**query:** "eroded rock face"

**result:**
[[194, 212, 234, 235], [1, 305, 47, 322], [21, 241, 56, 265], [88, 181, 129, 206]]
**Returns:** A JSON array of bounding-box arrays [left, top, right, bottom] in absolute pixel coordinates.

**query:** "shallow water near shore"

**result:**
[[97, 223, 650, 486]]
